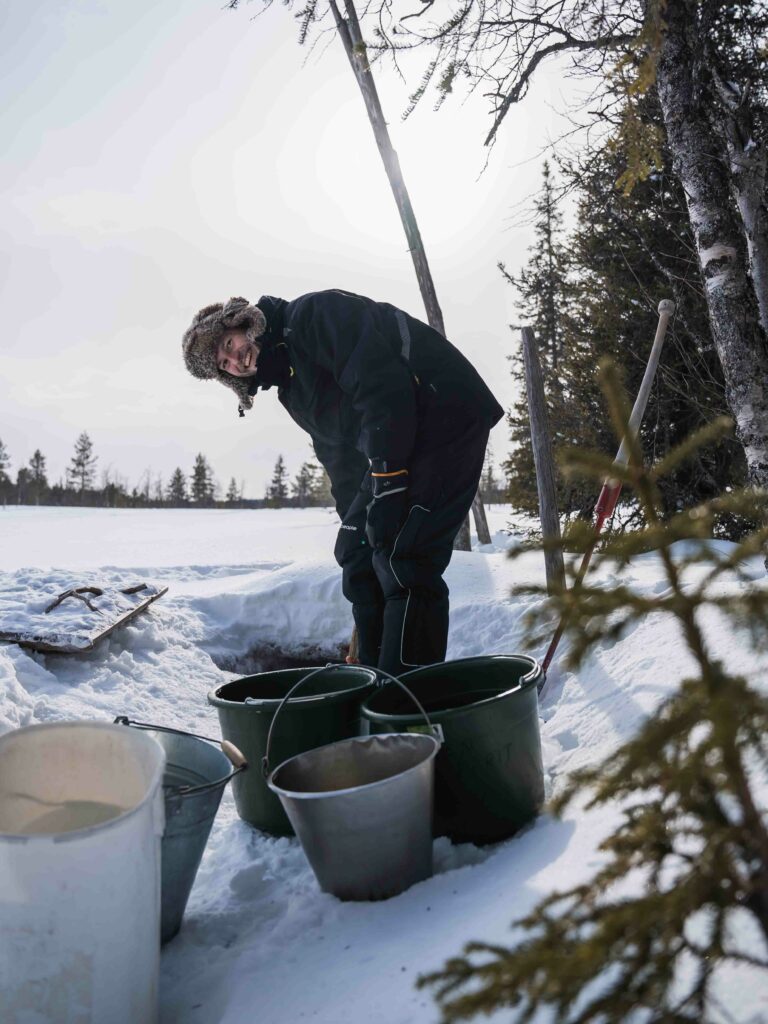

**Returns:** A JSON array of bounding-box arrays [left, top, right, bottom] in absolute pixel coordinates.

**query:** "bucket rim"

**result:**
[[363, 654, 543, 723], [207, 664, 378, 711], [157, 739, 234, 800], [116, 718, 247, 798], [267, 731, 440, 802], [0, 720, 166, 844]]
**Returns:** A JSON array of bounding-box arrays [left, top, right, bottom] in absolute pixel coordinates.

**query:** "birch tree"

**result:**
[[654, 0, 768, 489]]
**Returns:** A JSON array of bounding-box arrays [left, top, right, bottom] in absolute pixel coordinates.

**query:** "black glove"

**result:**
[[365, 465, 409, 550]]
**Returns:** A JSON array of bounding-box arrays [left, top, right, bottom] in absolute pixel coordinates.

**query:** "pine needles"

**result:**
[[418, 361, 768, 1024]]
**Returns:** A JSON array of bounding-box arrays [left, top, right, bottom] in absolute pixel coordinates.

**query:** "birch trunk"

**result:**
[[716, 77, 768, 336], [656, 0, 768, 489]]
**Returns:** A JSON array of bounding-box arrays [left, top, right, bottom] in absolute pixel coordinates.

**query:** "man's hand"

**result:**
[[366, 465, 409, 550]]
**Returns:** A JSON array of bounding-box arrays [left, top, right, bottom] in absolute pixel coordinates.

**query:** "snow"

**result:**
[[1, 504, 767, 1023]]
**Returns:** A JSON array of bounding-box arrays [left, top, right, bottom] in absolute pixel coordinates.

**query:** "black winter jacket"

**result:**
[[251, 290, 504, 517]]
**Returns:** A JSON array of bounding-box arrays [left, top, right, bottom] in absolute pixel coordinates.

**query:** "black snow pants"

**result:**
[[333, 422, 490, 677]]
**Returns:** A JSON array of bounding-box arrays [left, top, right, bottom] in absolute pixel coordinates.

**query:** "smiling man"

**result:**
[[182, 290, 503, 676], [217, 328, 260, 376]]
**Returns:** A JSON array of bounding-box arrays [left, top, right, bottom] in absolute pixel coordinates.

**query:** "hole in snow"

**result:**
[[209, 641, 350, 676]]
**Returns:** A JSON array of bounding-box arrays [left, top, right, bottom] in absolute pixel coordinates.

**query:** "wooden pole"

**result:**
[[472, 492, 492, 545], [520, 327, 565, 596], [540, 299, 675, 682], [330, 0, 484, 552], [330, 0, 446, 334]]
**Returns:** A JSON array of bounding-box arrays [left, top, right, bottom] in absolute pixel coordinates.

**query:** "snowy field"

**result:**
[[1, 504, 767, 1023]]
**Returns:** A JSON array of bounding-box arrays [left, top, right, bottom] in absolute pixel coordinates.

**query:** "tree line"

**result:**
[[263, 454, 333, 507], [0, 430, 506, 511], [0, 433, 336, 509], [265, 448, 507, 509]]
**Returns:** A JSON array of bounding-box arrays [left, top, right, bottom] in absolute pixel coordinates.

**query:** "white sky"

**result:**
[[2, 0, 570, 498]]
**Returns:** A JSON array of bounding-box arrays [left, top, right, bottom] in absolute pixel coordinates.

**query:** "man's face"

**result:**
[[216, 329, 261, 377]]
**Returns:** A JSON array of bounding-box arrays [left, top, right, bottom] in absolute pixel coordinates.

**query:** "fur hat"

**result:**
[[181, 297, 266, 412]]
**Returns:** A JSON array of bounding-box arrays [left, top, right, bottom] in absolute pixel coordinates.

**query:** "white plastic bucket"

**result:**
[[0, 721, 166, 1024]]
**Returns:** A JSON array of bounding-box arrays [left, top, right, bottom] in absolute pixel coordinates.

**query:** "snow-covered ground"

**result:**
[[1, 505, 766, 1023]]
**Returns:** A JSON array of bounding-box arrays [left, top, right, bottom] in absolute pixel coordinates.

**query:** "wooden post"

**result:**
[[520, 327, 565, 595], [472, 492, 492, 544], [454, 513, 471, 551], [330, 0, 484, 551]]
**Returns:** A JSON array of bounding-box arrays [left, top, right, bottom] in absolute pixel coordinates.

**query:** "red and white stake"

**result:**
[[541, 299, 676, 681]]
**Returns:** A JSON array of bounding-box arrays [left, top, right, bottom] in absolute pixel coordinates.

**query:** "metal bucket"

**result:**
[[265, 667, 441, 901], [362, 655, 545, 844], [115, 718, 247, 943]]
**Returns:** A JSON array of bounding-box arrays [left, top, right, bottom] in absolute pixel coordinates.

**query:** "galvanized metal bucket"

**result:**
[[115, 718, 247, 943], [265, 667, 441, 902]]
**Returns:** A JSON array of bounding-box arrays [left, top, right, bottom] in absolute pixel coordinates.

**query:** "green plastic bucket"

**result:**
[[208, 665, 377, 836], [361, 655, 544, 844]]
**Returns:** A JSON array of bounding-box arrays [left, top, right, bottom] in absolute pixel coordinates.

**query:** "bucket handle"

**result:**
[[261, 663, 439, 778], [519, 656, 542, 689], [114, 716, 248, 796]]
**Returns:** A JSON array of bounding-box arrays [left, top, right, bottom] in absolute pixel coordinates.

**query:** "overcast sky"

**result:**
[[2, 0, 570, 498]]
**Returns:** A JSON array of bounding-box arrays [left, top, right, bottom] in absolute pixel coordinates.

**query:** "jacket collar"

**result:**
[[247, 295, 292, 395]]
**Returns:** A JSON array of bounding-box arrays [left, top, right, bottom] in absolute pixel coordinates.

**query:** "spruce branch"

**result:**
[[419, 361, 768, 1023]]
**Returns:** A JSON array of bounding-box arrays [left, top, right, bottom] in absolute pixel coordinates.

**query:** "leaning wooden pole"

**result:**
[[540, 299, 676, 687], [330, 0, 445, 334], [330, 0, 485, 551], [521, 327, 565, 596]]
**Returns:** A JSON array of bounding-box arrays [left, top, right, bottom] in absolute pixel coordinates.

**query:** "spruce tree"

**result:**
[[225, 477, 240, 504], [502, 161, 576, 516], [504, 161, 572, 375], [311, 465, 333, 506], [292, 462, 318, 505], [28, 450, 48, 506], [67, 432, 97, 497], [190, 454, 214, 505], [479, 443, 502, 504], [266, 455, 289, 507], [420, 362, 768, 1023], [167, 467, 188, 506]]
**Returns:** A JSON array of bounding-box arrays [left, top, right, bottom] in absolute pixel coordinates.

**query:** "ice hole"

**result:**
[[210, 641, 350, 676]]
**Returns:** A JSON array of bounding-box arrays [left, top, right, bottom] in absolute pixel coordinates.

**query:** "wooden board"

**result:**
[[0, 585, 168, 654]]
